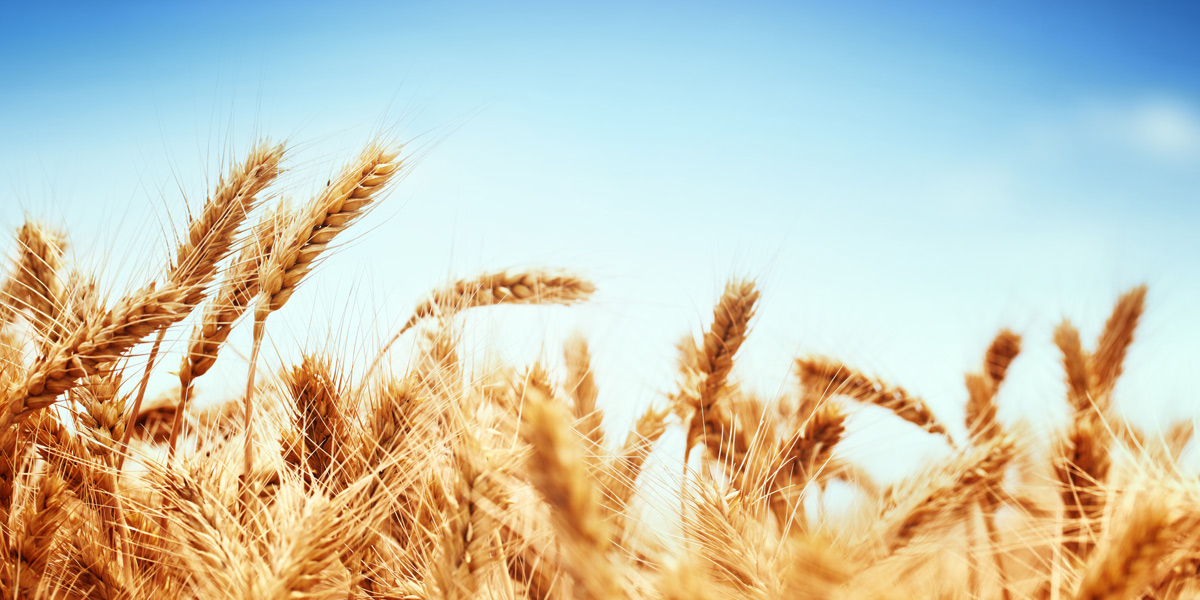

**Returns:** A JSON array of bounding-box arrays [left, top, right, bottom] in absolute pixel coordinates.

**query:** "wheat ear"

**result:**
[[888, 433, 1016, 552], [564, 332, 604, 449], [367, 267, 595, 381], [965, 329, 1021, 442], [1074, 498, 1189, 600], [236, 143, 400, 508], [677, 279, 760, 460], [1057, 413, 1112, 561], [520, 386, 623, 600], [0, 222, 67, 337], [0, 142, 282, 434], [796, 356, 950, 440], [8, 473, 68, 594], [166, 205, 284, 458], [1089, 285, 1146, 398], [602, 404, 669, 520]]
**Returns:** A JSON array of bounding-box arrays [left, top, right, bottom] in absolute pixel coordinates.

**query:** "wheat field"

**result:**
[[0, 138, 1194, 600]]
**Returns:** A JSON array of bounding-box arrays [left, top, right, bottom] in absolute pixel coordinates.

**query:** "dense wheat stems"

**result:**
[[0, 117, 1180, 600]]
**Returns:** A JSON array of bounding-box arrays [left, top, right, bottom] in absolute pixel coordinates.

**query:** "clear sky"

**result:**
[[3, 1, 1199, 479]]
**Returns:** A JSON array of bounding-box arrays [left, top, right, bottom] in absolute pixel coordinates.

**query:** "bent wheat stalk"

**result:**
[[366, 267, 596, 381]]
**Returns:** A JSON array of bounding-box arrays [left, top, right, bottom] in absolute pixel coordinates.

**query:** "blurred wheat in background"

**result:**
[[0, 135, 1196, 599]]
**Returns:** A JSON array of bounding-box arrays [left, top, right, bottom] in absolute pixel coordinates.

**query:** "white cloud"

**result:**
[[1083, 95, 1200, 165], [1020, 94, 1200, 168]]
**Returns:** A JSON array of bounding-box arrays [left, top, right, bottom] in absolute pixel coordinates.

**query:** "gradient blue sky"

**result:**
[[3, 2, 1199, 478]]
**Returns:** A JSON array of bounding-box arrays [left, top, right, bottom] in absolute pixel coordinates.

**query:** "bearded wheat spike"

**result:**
[[888, 433, 1016, 552], [0, 222, 67, 336], [0, 142, 283, 434], [154, 205, 285, 463], [1057, 414, 1113, 561], [9, 473, 69, 592], [284, 354, 351, 489], [1074, 499, 1189, 600], [520, 386, 623, 600], [1054, 320, 1092, 414], [259, 143, 403, 312], [403, 267, 595, 332], [679, 278, 760, 458], [684, 479, 770, 598], [1089, 285, 1146, 398], [603, 404, 669, 518], [772, 403, 846, 506], [796, 356, 950, 440], [564, 333, 604, 448], [180, 202, 286, 386], [966, 329, 1022, 442]]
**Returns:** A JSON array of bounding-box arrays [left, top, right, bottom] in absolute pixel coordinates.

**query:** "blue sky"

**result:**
[[3, 2, 1199, 477]]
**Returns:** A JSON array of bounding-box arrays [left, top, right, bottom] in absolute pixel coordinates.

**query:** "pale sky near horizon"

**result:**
[[2, 1, 1199, 484]]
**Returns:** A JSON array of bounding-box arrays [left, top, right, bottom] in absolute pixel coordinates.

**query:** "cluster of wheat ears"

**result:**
[[0, 138, 1193, 599]]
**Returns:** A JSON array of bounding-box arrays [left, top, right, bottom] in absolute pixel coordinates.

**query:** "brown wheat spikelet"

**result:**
[[769, 402, 847, 524], [1088, 285, 1146, 398], [684, 479, 771, 599], [178, 201, 285, 387], [966, 329, 1022, 442], [4, 472, 68, 595], [400, 267, 596, 334], [796, 356, 950, 440], [1074, 496, 1192, 600], [258, 143, 402, 313], [678, 278, 760, 459], [283, 355, 351, 489], [1054, 320, 1092, 413], [887, 433, 1016, 552], [520, 385, 623, 600], [602, 404, 669, 520], [0, 221, 67, 337], [1057, 413, 1113, 561], [564, 332, 604, 449]]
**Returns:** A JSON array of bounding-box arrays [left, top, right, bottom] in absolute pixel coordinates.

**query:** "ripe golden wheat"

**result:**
[[0, 135, 1193, 599]]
